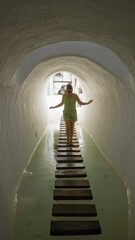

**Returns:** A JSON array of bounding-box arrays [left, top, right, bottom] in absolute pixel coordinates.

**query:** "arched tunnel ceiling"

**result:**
[[21, 56, 110, 90], [21, 55, 130, 95], [0, 0, 135, 86], [17, 41, 131, 85]]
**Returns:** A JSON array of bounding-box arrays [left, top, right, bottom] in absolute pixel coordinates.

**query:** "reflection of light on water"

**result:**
[[76, 123, 83, 147], [47, 123, 59, 163]]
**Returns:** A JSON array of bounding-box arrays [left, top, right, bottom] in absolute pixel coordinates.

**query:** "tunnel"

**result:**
[[0, 1, 135, 240]]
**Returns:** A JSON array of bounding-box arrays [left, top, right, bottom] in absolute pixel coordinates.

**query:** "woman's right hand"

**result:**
[[88, 100, 93, 104]]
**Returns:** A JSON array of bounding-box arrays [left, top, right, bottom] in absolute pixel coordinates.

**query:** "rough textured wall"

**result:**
[[0, 72, 49, 239], [0, 0, 135, 239]]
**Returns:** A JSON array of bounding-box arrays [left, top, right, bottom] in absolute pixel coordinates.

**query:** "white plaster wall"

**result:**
[[77, 63, 135, 239], [0, 0, 135, 239], [0, 71, 49, 239]]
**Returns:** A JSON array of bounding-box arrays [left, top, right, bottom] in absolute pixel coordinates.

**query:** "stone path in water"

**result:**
[[50, 118, 102, 236]]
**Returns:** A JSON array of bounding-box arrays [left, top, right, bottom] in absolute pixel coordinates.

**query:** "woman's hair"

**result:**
[[66, 84, 73, 91]]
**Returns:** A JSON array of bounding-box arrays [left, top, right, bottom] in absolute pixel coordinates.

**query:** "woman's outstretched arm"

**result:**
[[76, 94, 93, 105], [49, 95, 64, 109]]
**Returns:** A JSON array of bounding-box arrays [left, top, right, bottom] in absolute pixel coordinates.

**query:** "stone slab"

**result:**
[[59, 134, 77, 137], [55, 169, 87, 178], [59, 132, 76, 134], [59, 137, 78, 140], [56, 163, 85, 169], [53, 189, 93, 200], [59, 140, 79, 144], [59, 131, 76, 134], [52, 204, 97, 216], [58, 143, 80, 148], [55, 179, 90, 188], [57, 152, 82, 157], [58, 147, 81, 152], [50, 220, 102, 235], [58, 142, 79, 146], [57, 156, 83, 163]]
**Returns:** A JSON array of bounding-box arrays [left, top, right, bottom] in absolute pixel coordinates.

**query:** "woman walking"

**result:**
[[49, 83, 93, 146]]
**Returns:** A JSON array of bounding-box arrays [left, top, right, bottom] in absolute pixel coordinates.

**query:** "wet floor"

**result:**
[[14, 122, 128, 240]]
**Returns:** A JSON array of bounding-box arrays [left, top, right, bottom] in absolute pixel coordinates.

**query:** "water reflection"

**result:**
[[47, 123, 59, 164]]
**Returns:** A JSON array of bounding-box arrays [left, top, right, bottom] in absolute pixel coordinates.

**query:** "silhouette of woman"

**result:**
[[50, 83, 93, 146]]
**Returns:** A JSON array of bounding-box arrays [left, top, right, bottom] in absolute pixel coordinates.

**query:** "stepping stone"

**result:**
[[55, 179, 90, 188], [58, 147, 81, 152], [59, 135, 78, 139], [59, 132, 77, 135], [59, 130, 76, 133], [52, 204, 97, 216], [57, 156, 83, 163], [58, 143, 80, 148], [50, 220, 102, 235], [59, 142, 79, 146], [57, 152, 82, 157], [59, 139, 79, 143], [55, 169, 87, 178], [59, 129, 76, 131], [53, 189, 93, 200], [59, 137, 78, 140], [56, 163, 85, 169]]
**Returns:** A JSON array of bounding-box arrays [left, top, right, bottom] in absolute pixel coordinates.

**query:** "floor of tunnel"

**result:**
[[14, 122, 128, 240]]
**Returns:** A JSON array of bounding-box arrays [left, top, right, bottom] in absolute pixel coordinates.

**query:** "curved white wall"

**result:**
[[1, 1, 135, 239], [1, 51, 135, 239], [0, 70, 49, 239]]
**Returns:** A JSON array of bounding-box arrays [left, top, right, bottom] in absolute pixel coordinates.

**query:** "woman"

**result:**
[[50, 83, 93, 146]]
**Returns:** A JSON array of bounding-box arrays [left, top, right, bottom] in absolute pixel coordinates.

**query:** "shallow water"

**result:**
[[14, 122, 128, 240]]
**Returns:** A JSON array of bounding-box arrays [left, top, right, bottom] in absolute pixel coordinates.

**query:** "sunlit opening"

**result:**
[[46, 71, 84, 122]]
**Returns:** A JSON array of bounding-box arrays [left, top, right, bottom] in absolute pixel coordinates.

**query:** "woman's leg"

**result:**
[[65, 120, 74, 145], [65, 120, 71, 144], [65, 120, 75, 145], [69, 121, 74, 145]]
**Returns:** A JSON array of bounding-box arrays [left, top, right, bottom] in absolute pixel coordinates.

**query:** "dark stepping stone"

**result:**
[[59, 137, 78, 140], [57, 156, 83, 163], [53, 189, 93, 200], [59, 133, 77, 136], [57, 152, 82, 157], [52, 204, 97, 216], [59, 135, 78, 139], [56, 163, 85, 169], [55, 169, 86, 178], [58, 147, 81, 152], [58, 143, 80, 148], [59, 142, 79, 146], [59, 130, 76, 132], [59, 131, 76, 134], [50, 220, 102, 235], [55, 179, 90, 188], [59, 140, 79, 143]]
